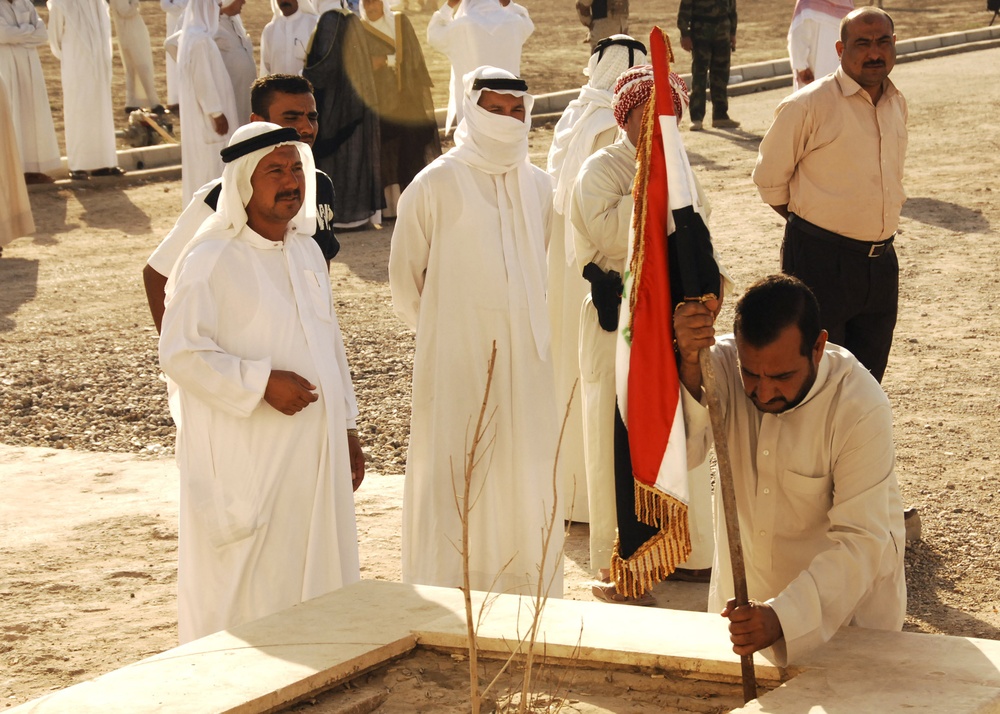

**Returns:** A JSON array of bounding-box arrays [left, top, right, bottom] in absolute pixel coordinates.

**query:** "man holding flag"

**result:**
[[673, 274, 906, 665]]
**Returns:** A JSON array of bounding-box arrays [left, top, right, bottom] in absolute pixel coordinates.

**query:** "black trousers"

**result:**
[[781, 215, 899, 383]]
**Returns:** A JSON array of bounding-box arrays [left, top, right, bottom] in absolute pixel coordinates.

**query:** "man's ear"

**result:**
[[812, 329, 828, 365], [250, 112, 267, 123]]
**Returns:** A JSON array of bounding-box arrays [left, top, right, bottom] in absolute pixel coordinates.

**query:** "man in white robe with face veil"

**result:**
[[389, 66, 563, 598], [427, 0, 533, 134], [177, 0, 238, 205], [47, 0, 121, 179], [260, 0, 319, 76], [160, 122, 363, 643], [545, 34, 646, 531]]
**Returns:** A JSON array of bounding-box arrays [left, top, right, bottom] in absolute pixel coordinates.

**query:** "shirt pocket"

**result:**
[[304, 269, 332, 323], [777, 469, 832, 534]]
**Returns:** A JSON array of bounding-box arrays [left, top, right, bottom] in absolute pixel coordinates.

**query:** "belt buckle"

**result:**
[[868, 242, 885, 258]]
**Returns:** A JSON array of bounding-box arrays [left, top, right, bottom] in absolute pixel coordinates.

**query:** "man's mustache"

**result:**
[[276, 191, 301, 201], [863, 60, 886, 67]]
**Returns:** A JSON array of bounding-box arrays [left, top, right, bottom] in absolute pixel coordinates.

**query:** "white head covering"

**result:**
[[180, 0, 219, 38], [454, 0, 503, 21], [547, 35, 647, 262], [269, 0, 318, 19], [168, 123, 317, 287], [450, 66, 549, 360], [585, 34, 649, 91], [359, 0, 391, 22]]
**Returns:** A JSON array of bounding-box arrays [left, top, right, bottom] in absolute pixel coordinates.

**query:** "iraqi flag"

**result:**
[[611, 27, 722, 597]]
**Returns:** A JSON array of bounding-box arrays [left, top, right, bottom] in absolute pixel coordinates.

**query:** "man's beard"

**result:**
[[749, 361, 817, 414]]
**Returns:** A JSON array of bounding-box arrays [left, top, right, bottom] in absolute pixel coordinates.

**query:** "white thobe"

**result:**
[[216, 15, 256, 125], [109, 0, 161, 108], [788, 10, 847, 91], [389, 154, 564, 598], [426, 3, 533, 133], [0, 73, 33, 246], [47, 0, 118, 172], [260, 11, 318, 76], [571, 138, 715, 574], [160, 226, 360, 643], [546, 96, 619, 528], [161, 0, 187, 105], [683, 336, 906, 665], [177, 31, 237, 205], [0, 0, 60, 174]]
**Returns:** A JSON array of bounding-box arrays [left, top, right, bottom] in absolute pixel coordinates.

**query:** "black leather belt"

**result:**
[[788, 214, 895, 258]]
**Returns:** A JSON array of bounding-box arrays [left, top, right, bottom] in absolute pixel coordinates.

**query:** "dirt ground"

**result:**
[[2, 5, 1000, 712]]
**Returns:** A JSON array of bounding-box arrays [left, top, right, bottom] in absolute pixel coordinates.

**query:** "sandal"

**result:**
[[591, 581, 656, 607], [91, 166, 126, 177], [69, 170, 89, 181]]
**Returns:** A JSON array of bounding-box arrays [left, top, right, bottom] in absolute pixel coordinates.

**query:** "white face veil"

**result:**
[[450, 66, 550, 361], [453, 65, 534, 171]]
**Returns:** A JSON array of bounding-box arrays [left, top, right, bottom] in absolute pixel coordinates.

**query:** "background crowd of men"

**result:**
[[1, 0, 913, 674]]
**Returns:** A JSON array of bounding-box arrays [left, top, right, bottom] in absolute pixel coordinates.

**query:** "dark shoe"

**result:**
[[904, 507, 922, 542], [712, 116, 741, 129], [151, 104, 166, 115], [124, 106, 140, 115], [24, 172, 55, 185], [69, 169, 89, 181], [665, 567, 712, 583], [91, 166, 126, 177]]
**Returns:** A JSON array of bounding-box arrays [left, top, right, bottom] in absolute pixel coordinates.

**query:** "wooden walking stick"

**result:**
[[699, 347, 757, 703]]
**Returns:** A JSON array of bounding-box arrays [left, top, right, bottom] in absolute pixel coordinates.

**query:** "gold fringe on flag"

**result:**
[[626, 88, 659, 335], [610, 482, 692, 599]]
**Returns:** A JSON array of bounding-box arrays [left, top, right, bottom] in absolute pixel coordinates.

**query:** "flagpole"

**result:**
[[698, 348, 757, 703]]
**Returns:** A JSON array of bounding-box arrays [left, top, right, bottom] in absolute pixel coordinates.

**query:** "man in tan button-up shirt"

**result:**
[[752, 7, 906, 383]]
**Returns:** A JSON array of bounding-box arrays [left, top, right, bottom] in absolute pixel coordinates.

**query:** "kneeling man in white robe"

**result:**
[[389, 66, 563, 598], [160, 123, 364, 643]]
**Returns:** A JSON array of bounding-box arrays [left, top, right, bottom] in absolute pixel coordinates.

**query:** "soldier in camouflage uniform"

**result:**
[[678, 0, 740, 130], [576, 0, 630, 51]]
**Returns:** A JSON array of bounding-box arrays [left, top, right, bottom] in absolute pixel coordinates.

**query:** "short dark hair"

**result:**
[[840, 7, 895, 43], [733, 275, 821, 357], [250, 74, 315, 118]]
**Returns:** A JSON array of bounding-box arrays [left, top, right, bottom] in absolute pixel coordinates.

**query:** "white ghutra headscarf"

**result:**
[[167, 122, 318, 295]]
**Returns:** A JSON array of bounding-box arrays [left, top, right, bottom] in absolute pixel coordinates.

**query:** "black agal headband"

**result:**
[[592, 36, 647, 66], [471, 77, 529, 93], [220, 127, 301, 163]]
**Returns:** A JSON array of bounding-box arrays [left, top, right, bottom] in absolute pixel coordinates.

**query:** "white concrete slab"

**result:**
[[10, 580, 1000, 713]]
